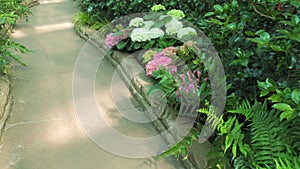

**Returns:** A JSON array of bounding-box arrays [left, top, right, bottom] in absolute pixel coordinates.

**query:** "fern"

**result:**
[[249, 108, 289, 167], [205, 100, 300, 169], [274, 157, 300, 169]]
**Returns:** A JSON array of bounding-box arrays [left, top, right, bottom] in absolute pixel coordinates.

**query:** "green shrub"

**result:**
[[0, 0, 32, 74], [78, 0, 300, 99]]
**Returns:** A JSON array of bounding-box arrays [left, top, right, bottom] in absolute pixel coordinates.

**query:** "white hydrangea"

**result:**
[[177, 27, 197, 39], [166, 27, 179, 35], [149, 28, 164, 39], [130, 28, 151, 42], [129, 17, 144, 28], [130, 28, 164, 42]]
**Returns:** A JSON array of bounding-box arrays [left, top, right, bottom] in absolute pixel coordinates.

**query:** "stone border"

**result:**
[[75, 25, 211, 169], [0, 76, 12, 141], [23, 0, 40, 8]]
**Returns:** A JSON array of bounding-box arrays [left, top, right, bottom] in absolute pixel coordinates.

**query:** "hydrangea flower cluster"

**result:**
[[130, 28, 164, 42], [105, 30, 129, 49], [163, 46, 177, 55], [151, 4, 166, 12], [167, 9, 185, 19], [129, 17, 144, 28], [145, 51, 177, 76], [180, 41, 197, 56], [142, 50, 158, 62], [177, 27, 197, 39]]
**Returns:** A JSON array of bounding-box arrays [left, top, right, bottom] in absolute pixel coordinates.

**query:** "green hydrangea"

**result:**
[[142, 50, 158, 62], [167, 9, 185, 19], [129, 17, 144, 27], [151, 4, 166, 12]]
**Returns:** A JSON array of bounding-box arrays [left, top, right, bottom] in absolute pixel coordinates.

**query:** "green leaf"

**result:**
[[248, 38, 265, 45], [260, 32, 270, 42], [291, 89, 300, 104], [209, 18, 223, 25], [292, 15, 300, 25], [245, 31, 255, 36], [232, 0, 239, 8], [280, 110, 294, 121], [204, 12, 215, 17], [213, 4, 223, 12], [270, 45, 285, 52], [260, 90, 269, 97], [116, 40, 128, 50], [268, 94, 282, 102], [272, 103, 293, 112], [227, 23, 236, 30], [278, 29, 291, 37], [112, 31, 124, 36]]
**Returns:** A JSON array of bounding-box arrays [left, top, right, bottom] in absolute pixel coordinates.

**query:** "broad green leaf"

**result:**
[[268, 94, 282, 102], [272, 103, 293, 112], [231, 0, 239, 8], [292, 15, 300, 25], [116, 40, 127, 50], [291, 89, 300, 104], [260, 90, 269, 97], [280, 110, 294, 121], [260, 32, 271, 42], [213, 4, 223, 12]]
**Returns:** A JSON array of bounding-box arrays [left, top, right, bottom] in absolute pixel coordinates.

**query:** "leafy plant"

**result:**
[[258, 78, 300, 120], [0, 0, 32, 74], [199, 99, 300, 169]]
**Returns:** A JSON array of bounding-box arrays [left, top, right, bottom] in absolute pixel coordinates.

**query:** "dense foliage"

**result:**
[[0, 0, 32, 74], [76, 0, 300, 168]]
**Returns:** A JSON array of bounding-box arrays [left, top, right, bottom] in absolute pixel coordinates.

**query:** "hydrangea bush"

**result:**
[[105, 5, 197, 52], [105, 4, 211, 104]]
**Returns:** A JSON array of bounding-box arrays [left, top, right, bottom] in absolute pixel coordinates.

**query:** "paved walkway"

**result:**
[[0, 0, 184, 168]]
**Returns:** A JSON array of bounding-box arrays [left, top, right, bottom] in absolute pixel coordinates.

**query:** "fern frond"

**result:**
[[274, 156, 300, 169], [250, 108, 289, 168], [198, 107, 223, 131], [228, 100, 254, 120]]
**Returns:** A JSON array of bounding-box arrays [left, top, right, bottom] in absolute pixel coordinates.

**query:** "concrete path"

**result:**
[[0, 0, 184, 168]]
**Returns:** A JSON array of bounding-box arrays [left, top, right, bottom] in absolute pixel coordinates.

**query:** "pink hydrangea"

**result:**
[[145, 51, 177, 76], [105, 30, 128, 49]]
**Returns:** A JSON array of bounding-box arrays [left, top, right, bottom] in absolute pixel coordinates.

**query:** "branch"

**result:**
[[251, 3, 274, 20]]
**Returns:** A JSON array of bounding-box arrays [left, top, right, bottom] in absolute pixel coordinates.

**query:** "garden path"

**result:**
[[0, 0, 184, 168]]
